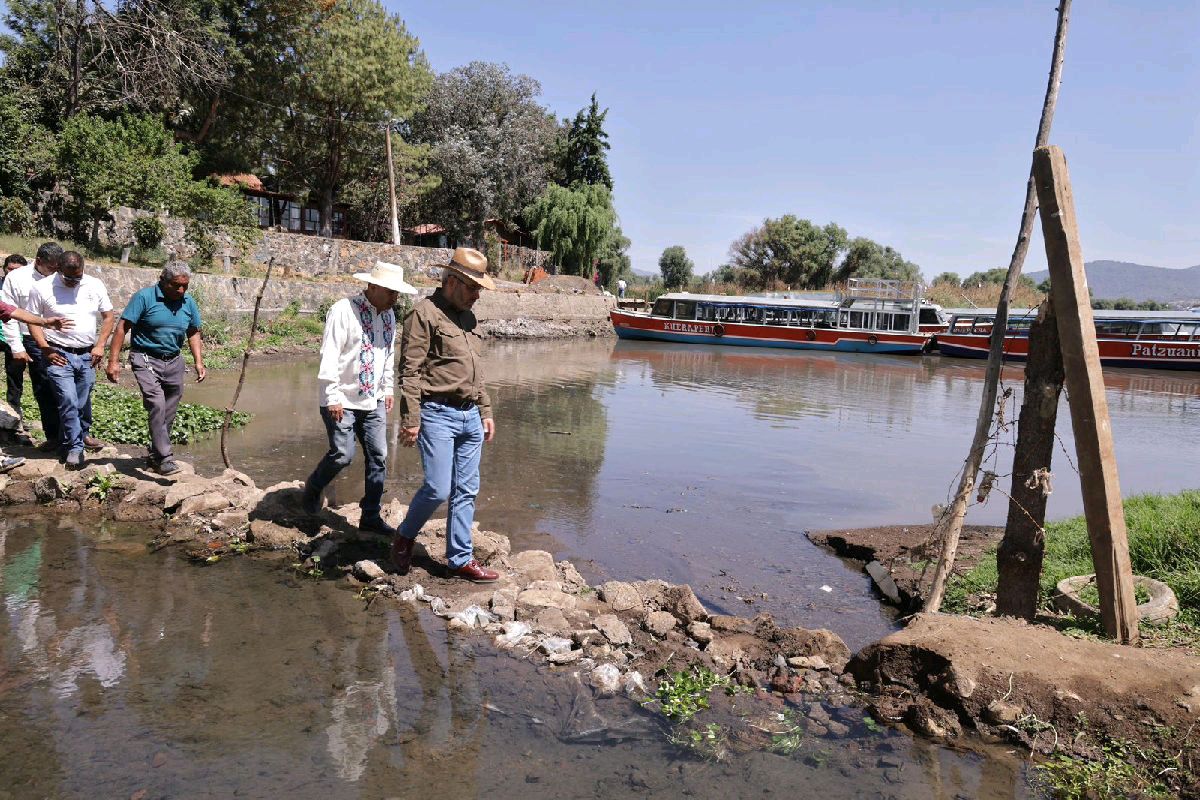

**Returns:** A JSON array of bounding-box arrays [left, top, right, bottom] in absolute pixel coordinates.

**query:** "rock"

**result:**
[[164, 481, 209, 511], [212, 509, 250, 530], [708, 615, 755, 634], [589, 663, 622, 696], [687, 621, 714, 644], [473, 529, 511, 564], [10, 459, 58, 479], [247, 519, 304, 549], [705, 633, 767, 667], [985, 699, 1023, 725], [597, 581, 642, 613], [774, 627, 852, 673], [78, 463, 116, 482], [866, 560, 902, 604], [557, 560, 587, 591], [527, 580, 564, 593], [220, 468, 256, 487], [177, 492, 232, 518], [353, 560, 387, 582], [548, 650, 583, 665], [113, 501, 163, 521], [593, 614, 632, 646], [33, 475, 66, 502], [660, 585, 708, 623], [0, 400, 20, 430], [538, 636, 573, 655], [644, 611, 677, 637], [0, 480, 37, 505], [788, 655, 830, 671], [490, 589, 516, 621], [623, 670, 647, 696], [517, 588, 578, 611], [127, 483, 168, 507], [825, 720, 851, 737], [907, 702, 962, 739], [531, 607, 570, 635], [807, 704, 831, 724], [509, 549, 558, 582], [943, 665, 977, 700]]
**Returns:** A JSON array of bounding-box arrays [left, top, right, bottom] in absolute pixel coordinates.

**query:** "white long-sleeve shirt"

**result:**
[[316, 294, 396, 410], [0, 264, 55, 353]]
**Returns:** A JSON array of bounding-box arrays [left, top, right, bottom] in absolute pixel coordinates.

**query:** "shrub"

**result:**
[[132, 216, 166, 250], [0, 197, 34, 235]]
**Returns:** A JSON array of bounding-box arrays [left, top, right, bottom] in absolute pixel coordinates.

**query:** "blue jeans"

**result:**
[[398, 401, 485, 569], [22, 337, 61, 443], [45, 349, 95, 457], [305, 404, 388, 517]]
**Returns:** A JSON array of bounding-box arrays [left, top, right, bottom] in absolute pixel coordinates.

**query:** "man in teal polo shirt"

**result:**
[[106, 262, 206, 475]]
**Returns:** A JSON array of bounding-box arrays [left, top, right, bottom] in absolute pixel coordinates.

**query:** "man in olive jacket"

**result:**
[[391, 248, 500, 583]]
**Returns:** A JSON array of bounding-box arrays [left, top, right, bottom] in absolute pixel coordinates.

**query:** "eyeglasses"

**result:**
[[61, 275, 82, 286]]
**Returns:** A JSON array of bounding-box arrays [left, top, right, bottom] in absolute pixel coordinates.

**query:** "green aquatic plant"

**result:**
[[86, 472, 117, 501], [648, 665, 732, 723]]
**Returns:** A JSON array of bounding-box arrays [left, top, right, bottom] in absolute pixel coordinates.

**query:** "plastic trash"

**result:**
[[450, 604, 497, 628], [537, 636, 573, 655], [590, 663, 622, 696], [820, 585, 833, 593], [495, 621, 532, 647], [397, 583, 426, 602]]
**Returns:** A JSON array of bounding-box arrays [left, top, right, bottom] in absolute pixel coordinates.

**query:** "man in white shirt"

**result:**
[[302, 261, 416, 534], [0, 242, 65, 445], [26, 251, 116, 468]]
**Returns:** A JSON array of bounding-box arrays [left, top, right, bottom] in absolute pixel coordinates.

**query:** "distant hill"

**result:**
[[1026, 260, 1200, 304]]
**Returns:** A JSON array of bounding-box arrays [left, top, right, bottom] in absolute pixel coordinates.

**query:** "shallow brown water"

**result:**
[[0, 514, 1031, 799]]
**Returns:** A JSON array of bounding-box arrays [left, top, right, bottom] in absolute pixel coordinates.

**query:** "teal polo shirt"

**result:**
[[121, 284, 202, 358]]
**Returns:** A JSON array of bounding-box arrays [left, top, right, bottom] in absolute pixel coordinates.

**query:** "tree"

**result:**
[[524, 182, 616, 276], [728, 215, 848, 289], [0, 84, 55, 203], [410, 61, 558, 245], [556, 93, 612, 190], [275, 0, 431, 237], [595, 224, 632, 289], [659, 246, 693, 289], [932, 271, 961, 286], [963, 267, 1037, 292], [836, 237, 921, 283]]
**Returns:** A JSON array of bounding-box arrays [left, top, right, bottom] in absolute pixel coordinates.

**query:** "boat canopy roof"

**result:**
[[657, 292, 838, 308], [946, 307, 1198, 323]]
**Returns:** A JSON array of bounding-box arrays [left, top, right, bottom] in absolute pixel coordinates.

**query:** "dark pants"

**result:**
[[2, 341, 24, 411], [305, 405, 388, 517], [130, 351, 185, 466], [22, 337, 61, 443]]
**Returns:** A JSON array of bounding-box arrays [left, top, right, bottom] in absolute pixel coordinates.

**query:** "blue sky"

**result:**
[[399, 2, 1199, 279]]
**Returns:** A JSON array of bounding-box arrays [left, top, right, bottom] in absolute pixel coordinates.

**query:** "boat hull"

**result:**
[[937, 333, 1200, 370], [611, 310, 929, 354]]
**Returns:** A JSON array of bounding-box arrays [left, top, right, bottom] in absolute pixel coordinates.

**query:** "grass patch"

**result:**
[[1035, 733, 1190, 800], [944, 490, 1200, 648], [20, 382, 249, 447]]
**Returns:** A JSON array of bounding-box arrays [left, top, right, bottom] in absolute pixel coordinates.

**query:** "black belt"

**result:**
[[53, 344, 93, 355], [423, 394, 475, 409], [132, 348, 180, 360]]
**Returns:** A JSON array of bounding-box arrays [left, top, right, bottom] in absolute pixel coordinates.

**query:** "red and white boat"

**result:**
[[936, 309, 1200, 370], [610, 280, 937, 355]]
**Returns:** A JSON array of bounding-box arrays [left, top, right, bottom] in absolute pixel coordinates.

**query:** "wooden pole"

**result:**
[[924, 0, 1072, 612], [1032, 145, 1138, 643], [385, 122, 402, 246], [221, 257, 275, 470]]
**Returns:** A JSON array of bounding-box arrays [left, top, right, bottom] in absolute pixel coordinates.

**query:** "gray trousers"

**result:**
[[131, 351, 185, 465]]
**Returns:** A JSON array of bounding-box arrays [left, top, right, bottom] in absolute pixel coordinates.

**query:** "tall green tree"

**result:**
[[963, 266, 1035, 292], [728, 215, 848, 289], [659, 245, 693, 289], [595, 224, 632, 288], [275, 0, 431, 237], [524, 183, 616, 276], [932, 271, 961, 286], [836, 237, 922, 283], [410, 61, 558, 245], [556, 93, 612, 190]]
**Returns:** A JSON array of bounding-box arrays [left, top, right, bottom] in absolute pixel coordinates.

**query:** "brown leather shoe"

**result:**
[[390, 536, 416, 575], [82, 435, 106, 452], [449, 559, 499, 584]]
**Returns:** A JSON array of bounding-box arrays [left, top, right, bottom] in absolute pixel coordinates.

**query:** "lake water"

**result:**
[[6, 337, 1198, 797]]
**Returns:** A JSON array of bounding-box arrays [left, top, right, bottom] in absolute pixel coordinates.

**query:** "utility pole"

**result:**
[[385, 121, 402, 246]]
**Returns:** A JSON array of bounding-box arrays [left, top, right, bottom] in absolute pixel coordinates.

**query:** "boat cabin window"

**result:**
[[673, 301, 697, 320], [919, 307, 942, 326], [652, 299, 672, 316]]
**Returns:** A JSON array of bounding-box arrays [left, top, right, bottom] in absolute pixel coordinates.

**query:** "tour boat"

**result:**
[[936, 309, 1200, 370], [610, 279, 936, 355]]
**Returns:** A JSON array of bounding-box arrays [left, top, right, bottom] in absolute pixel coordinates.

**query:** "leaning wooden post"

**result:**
[[923, 0, 1071, 612], [220, 257, 275, 469], [1032, 145, 1138, 643]]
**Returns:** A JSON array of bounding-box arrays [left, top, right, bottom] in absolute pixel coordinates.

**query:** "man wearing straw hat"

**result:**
[[302, 260, 416, 533], [390, 247, 500, 583]]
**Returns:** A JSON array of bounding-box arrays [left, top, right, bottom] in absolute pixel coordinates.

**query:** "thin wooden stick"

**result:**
[[925, 0, 1072, 612], [221, 257, 274, 469]]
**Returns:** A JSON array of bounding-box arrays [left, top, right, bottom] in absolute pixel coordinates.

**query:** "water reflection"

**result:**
[[0, 515, 1033, 798]]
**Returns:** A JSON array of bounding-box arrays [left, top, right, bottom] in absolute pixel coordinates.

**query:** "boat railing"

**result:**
[[837, 278, 924, 303]]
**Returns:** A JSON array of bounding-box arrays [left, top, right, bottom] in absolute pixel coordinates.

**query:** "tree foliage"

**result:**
[[595, 225, 632, 288], [659, 245, 694, 289], [837, 237, 921, 283], [932, 271, 961, 286], [728, 215, 848, 289], [411, 61, 557, 245], [524, 183, 616, 276], [962, 267, 1036, 292], [556, 93, 612, 190]]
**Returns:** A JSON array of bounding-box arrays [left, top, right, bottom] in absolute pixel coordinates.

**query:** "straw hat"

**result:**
[[445, 247, 496, 291], [353, 260, 417, 294]]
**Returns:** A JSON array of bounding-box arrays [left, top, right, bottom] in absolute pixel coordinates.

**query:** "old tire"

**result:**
[[867, 334, 878, 346], [1052, 574, 1178, 625], [713, 323, 725, 337]]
